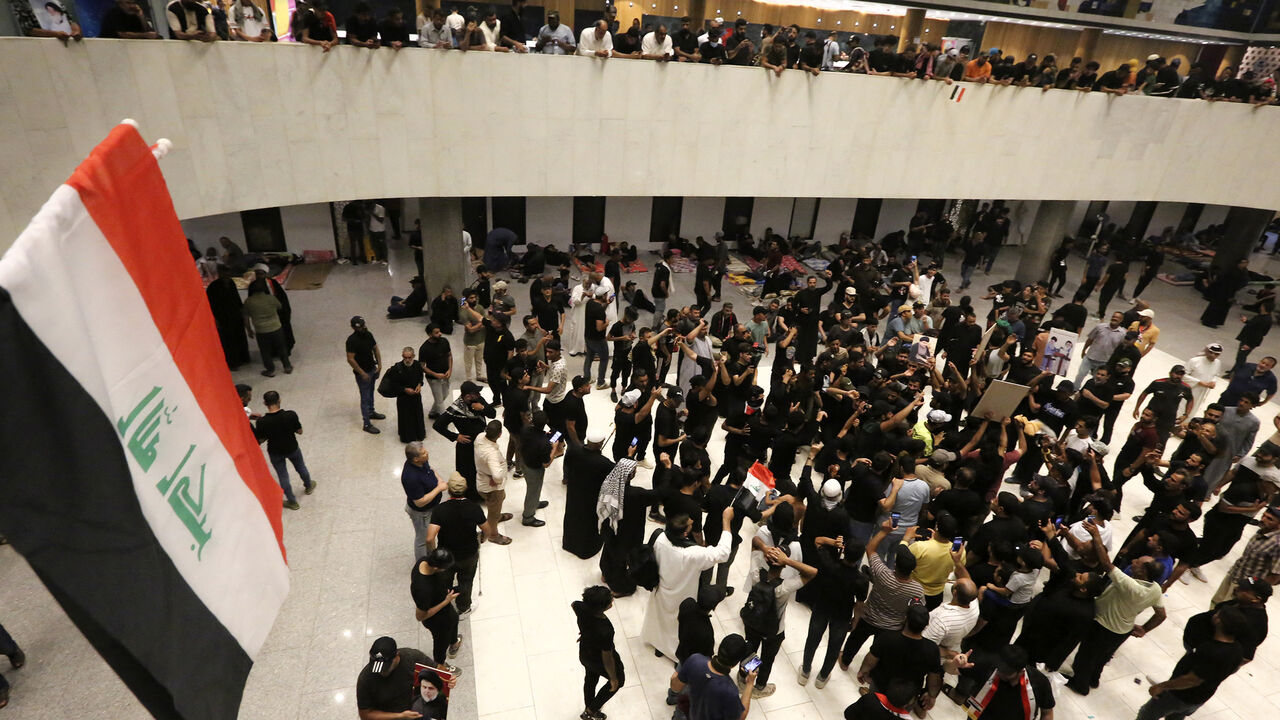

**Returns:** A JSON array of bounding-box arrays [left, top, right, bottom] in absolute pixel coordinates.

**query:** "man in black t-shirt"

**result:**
[[699, 28, 726, 65], [344, 1, 379, 47], [483, 314, 516, 407], [345, 316, 384, 433], [356, 636, 439, 716], [1135, 366, 1194, 436], [427, 473, 487, 614], [1094, 63, 1132, 94], [724, 18, 754, 66], [1137, 606, 1246, 719], [583, 288, 610, 388], [672, 16, 699, 61], [955, 644, 1055, 719], [798, 31, 822, 75], [859, 605, 941, 711], [253, 390, 313, 509]]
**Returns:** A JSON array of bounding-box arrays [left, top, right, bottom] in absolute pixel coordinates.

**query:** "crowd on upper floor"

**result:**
[[12, 0, 1280, 105]]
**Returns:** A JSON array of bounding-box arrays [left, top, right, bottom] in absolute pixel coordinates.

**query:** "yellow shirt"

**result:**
[[1128, 321, 1159, 353], [906, 537, 963, 597]]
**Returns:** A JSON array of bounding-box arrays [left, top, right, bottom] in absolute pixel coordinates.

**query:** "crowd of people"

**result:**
[[14, 0, 1280, 105], [205, 195, 1280, 720]]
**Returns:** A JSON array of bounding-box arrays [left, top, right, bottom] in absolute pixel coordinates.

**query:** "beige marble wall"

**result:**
[[2, 36, 1278, 254]]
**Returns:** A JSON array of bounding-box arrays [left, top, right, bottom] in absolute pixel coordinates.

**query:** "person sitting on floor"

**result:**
[[388, 276, 429, 319]]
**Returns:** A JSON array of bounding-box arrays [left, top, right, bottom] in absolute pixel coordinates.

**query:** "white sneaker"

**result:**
[[637, 459, 654, 469], [1190, 567, 1207, 582], [797, 668, 810, 686], [815, 673, 829, 689], [751, 684, 776, 698]]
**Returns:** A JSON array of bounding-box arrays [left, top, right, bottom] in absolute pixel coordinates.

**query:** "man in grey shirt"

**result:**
[[535, 11, 574, 54], [1075, 312, 1128, 386], [878, 472, 932, 566]]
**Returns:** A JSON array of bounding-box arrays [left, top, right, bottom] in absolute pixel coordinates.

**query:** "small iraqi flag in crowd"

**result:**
[[0, 124, 289, 720], [949, 86, 967, 103]]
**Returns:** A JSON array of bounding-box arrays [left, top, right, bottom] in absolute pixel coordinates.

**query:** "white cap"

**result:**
[[1137, 309, 1155, 318], [1147, 53, 1160, 61], [586, 427, 609, 444], [927, 410, 953, 424], [252, 263, 270, 274], [621, 389, 642, 407], [845, 287, 856, 296], [821, 479, 843, 499], [595, 286, 610, 298]]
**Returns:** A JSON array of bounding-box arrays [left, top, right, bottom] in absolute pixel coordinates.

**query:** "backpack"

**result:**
[[739, 569, 781, 636], [628, 529, 664, 592]]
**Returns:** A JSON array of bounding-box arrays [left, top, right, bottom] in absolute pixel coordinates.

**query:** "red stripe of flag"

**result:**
[[64, 125, 286, 560]]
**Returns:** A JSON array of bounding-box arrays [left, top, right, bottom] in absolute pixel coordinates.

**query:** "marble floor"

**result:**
[[4, 235, 1280, 720]]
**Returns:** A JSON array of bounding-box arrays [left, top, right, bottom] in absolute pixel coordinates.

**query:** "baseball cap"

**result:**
[[927, 409, 952, 425], [1115, 358, 1133, 369], [594, 286, 609, 298], [666, 387, 684, 403], [350, 315, 366, 327], [1089, 440, 1110, 457], [821, 479, 843, 499], [931, 448, 957, 464], [1238, 576, 1275, 599], [1147, 53, 1160, 61], [368, 637, 398, 676], [1171, 364, 1186, 374], [1137, 309, 1155, 318], [898, 304, 913, 313], [621, 389, 642, 407]]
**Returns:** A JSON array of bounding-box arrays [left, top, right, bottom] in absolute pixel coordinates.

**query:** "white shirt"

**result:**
[[445, 11, 464, 33], [230, 1, 267, 38], [923, 602, 979, 651], [641, 31, 672, 57], [369, 205, 386, 233], [1185, 354, 1221, 408], [479, 19, 501, 50], [577, 27, 613, 56], [1060, 519, 1112, 560]]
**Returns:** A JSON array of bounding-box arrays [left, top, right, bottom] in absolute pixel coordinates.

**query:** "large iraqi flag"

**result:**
[[0, 124, 289, 718]]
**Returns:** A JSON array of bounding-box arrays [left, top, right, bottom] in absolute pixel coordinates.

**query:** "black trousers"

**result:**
[[1098, 283, 1123, 318], [582, 652, 625, 711], [610, 353, 632, 391], [1049, 265, 1067, 295], [421, 607, 459, 662], [740, 628, 785, 688], [445, 551, 479, 613], [486, 366, 508, 407], [840, 620, 887, 666], [803, 605, 851, 678], [1066, 621, 1130, 692], [1188, 509, 1250, 567], [1132, 271, 1158, 299]]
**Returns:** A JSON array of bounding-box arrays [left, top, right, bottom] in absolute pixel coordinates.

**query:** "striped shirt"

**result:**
[[923, 602, 980, 651], [864, 553, 925, 631], [1229, 527, 1280, 582]]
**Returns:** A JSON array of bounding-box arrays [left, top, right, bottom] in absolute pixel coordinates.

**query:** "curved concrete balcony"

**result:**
[[1, 36, 1277, 250]]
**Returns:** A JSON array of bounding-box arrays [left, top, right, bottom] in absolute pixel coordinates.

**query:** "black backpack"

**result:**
[[739, 569, 781, 636], [628, 529, 664, 591]]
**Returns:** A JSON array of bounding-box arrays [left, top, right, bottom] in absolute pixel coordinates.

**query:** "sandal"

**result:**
[[489, 535, 512, 545]]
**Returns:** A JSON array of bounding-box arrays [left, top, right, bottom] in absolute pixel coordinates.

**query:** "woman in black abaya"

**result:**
[[207, 266, 250, 369]]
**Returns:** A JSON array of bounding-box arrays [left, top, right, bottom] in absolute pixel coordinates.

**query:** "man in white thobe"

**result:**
[[642, 507, 733, 658]]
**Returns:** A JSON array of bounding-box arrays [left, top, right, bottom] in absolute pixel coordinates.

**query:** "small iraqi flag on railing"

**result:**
[[0, 124, 289, 720], [950, 86, 967, 103]]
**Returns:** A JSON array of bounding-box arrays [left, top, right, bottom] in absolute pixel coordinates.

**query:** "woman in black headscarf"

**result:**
[[206, 265, 249, 369]]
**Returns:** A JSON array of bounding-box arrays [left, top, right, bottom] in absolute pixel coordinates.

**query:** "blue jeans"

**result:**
[[355, 370, 377, 424], [583, 339, 609, 385], [269, 448, 312, 503]]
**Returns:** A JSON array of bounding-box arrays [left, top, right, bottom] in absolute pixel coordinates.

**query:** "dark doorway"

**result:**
[[461, 198, 488, 245], [240, 207, 286, 253], [852, 199, 882, 239], [574, 196, 607, 246], [650, 197, 682, 245], [491, 197, 527, 242], [723, 197, 754, 239], [916, 199, 946, 220]]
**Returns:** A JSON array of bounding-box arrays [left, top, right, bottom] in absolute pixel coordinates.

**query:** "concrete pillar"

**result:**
[[1073, 27, 1100, 61], [898, 8, 925, 51], [1016, 201, 1074, 283], [418, 198, 470, 297], [1212, 206, 1273, 271], [1125, 201, 1157, 240]]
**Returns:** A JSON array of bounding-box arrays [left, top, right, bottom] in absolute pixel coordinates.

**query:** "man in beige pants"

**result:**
[[459, 290, 487, 382], [474, 420, 512, 545]]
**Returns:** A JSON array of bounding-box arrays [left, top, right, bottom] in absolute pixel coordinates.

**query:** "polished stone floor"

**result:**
[[4, 236, 1280, 720]]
